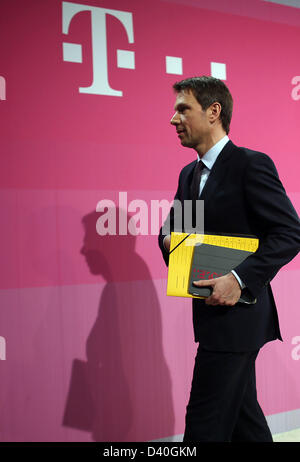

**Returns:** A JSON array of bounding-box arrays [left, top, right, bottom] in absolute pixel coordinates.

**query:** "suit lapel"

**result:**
[[182, 161, 197, 199]]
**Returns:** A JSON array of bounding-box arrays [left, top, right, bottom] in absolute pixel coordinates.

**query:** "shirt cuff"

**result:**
[[231, 270, 246, 289]]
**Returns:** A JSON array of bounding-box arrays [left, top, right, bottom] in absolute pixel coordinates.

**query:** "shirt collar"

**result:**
[[197, 135, 229, 170]]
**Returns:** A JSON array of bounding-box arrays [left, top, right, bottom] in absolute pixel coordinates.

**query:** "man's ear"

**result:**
[[208, 102, 222, 123]]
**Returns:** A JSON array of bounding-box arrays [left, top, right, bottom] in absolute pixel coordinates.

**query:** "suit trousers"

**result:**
[[183, 346, 273, 442]]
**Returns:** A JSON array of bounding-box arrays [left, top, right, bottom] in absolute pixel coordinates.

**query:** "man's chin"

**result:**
[[180, 139, 193, 148]]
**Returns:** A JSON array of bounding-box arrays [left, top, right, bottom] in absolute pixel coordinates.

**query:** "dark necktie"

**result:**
[[190, 160, 205, 201]]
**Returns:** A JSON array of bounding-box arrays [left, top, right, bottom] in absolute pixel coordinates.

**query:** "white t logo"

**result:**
[[62, 1, 134, 96]]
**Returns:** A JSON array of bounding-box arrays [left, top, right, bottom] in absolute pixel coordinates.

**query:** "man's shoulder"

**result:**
[[177, 141, 275, 178], [230, 142, 274, 165], [179, 159, 197, 178]]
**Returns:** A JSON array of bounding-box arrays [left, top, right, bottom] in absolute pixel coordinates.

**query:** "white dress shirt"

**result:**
[[196, 135, 230, 195]]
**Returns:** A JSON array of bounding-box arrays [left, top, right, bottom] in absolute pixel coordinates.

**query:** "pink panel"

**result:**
[[0, 280, 196, 441], [257, 269, 300, 416], [0, 189, 174, 290], [1, 0, 300, 192], [0, 190, 299, 291]]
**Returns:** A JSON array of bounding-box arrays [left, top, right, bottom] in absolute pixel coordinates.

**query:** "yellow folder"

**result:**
[[167, 232, 259, 298]]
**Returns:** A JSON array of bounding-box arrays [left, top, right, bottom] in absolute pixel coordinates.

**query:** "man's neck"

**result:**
[[195, 131, 227, 158]]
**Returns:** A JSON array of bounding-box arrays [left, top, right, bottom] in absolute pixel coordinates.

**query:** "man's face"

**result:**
[[170, 89, 210, 149]]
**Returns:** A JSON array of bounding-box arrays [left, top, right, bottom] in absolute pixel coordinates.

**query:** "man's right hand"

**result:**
[[163, 235, 171, 252]]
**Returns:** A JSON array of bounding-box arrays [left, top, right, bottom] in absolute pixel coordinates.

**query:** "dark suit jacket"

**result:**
[[159, 140, 300, 352]]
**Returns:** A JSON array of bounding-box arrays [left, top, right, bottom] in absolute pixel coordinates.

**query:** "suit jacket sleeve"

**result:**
[[234, 152, 300, 298], [158, 170, 183, 267]]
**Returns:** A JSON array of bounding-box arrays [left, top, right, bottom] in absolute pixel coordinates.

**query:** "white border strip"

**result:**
[[263, 0, 300, 8], [150, 408, 300, 441]]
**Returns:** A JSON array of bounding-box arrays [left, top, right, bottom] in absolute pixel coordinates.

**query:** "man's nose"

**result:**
[[170, 112, 179, 125]]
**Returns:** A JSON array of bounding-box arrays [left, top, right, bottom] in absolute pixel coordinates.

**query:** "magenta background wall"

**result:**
[[0, 0, 300, 442]]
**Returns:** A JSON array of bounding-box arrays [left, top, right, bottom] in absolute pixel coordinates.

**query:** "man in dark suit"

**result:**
[[158, 76, 300, 442]]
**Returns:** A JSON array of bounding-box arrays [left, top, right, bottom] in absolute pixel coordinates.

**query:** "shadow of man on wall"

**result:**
[[63, 207, 175, 441]]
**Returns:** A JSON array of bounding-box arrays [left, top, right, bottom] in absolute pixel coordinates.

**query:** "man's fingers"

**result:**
[[205, 298, 219, 306], [193, 279, 215, 287], [205, 291, 220, 305], [193, 274, 241, 306], [205, 294, 236, 306], [205, 290, 236, 306]]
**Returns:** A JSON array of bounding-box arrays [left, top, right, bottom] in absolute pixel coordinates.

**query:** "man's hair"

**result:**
[[173, 76, 233, 134]]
